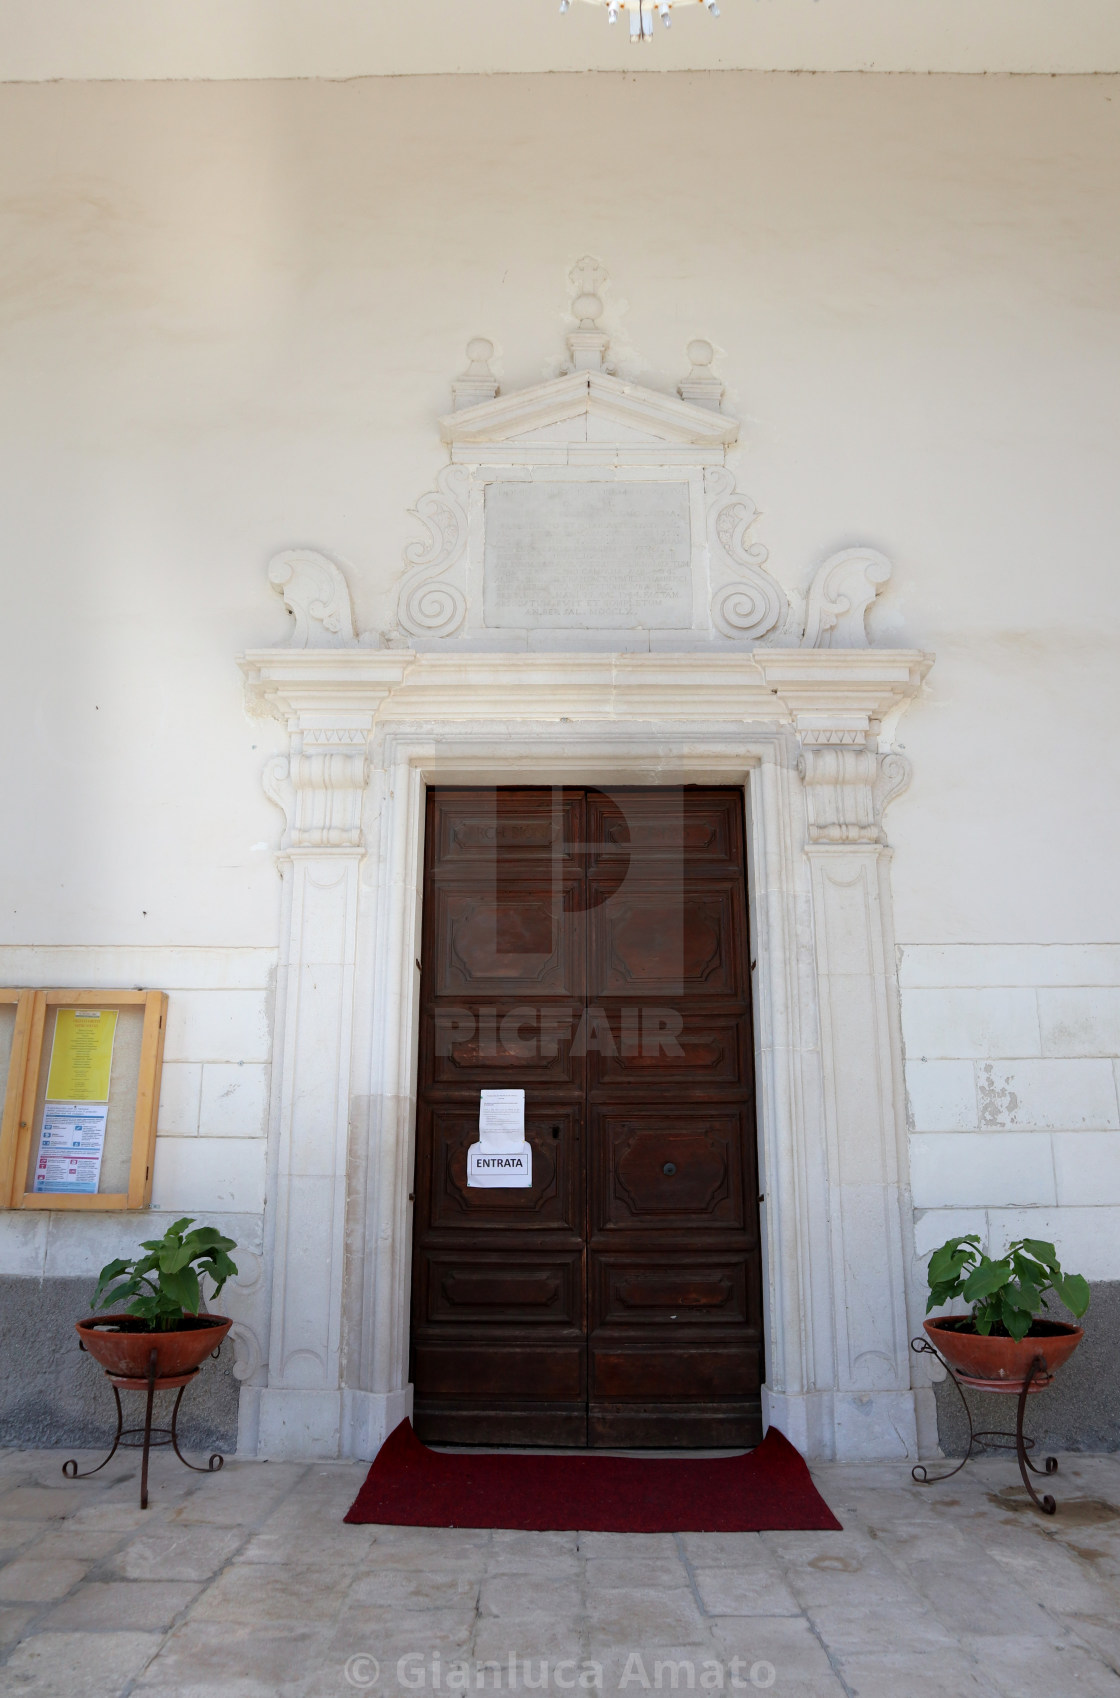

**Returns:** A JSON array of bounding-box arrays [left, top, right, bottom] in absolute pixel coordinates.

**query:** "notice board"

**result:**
[[0, 990, 167, 1211]]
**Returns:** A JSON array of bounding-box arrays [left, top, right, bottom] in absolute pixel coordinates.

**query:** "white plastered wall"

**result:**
[[0, 70, 1118, 1454]]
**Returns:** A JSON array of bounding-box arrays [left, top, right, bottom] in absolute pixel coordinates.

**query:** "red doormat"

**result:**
[[344, 1420, 840, 1533]]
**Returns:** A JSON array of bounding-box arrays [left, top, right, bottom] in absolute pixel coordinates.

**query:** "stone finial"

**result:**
[[678, 339, 724, 411], [268, 550, 358, 649], [566, 255, 611, 372], [802, 548, 893, 649], [451, 337, 499, 411]]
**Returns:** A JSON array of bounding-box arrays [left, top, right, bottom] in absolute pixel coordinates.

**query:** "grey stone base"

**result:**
[[934, 1281, 1120, 1455], [0, 1276, 240, 1452]]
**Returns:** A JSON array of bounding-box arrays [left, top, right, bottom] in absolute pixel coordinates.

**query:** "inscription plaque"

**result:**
[[483, 481, 693, 630]]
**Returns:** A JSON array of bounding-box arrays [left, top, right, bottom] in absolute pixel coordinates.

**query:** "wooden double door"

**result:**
[[410, 787, 763, 1448]]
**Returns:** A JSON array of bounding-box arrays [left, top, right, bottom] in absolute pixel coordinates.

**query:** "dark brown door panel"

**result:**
[[422, 1106, 581, 1231], [593, 1258, 750, 1327], [589, 1005, 750, 1091], [431, 887, 582, 998], [411, 787, 763, 1448], [426, 1000, 582, 1089], [428, 788, 583, 877], [588, 1403, 762, 1448], [422, 1253, 583, 1327], [591, 1345, 760, 1400], [585, 789, 744, 871], [591, 1108, 749, 1232], [591, 885, 748, 998], [414, 1344, 585, 1399]]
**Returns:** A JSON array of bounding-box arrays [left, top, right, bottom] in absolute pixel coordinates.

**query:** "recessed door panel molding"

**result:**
[[592, 886, 748, 998], [424, 1105, 579, 1231], [410, 785, 762, 1447], [426, 999, 582, 1088], [595, 1112, 747, 1231]]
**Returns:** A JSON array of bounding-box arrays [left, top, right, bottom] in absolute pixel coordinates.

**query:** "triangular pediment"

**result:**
[[440, 369, 739, 449]]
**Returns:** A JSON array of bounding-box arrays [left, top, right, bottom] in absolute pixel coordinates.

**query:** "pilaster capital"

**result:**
[[263, 720, 371, 853], [797, 738, 912, 846]]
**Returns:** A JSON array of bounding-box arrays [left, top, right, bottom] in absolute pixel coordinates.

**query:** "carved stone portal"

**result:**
[[386, 262, 890, 654]]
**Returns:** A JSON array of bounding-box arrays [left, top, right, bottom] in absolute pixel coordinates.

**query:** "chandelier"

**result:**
[[559, 0, 720, 43]]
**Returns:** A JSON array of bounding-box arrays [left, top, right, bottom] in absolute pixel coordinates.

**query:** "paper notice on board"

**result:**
[[34, 1009, 117, 1194], [46, 1009, 118, 1102], [467, 1140, 532, 1188], [34, 1102, 109, 1194], [469, 1088, 531, 1187], [478, 1088, 525, 1148]]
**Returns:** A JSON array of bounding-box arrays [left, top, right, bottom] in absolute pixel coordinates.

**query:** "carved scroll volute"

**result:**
[[797, 743, 912, 845], [396, 465, 470, 640], [706, 467, 789, 642], [268, 550, 358, 649], [263, 730, 370, 852], [802, 548, 892, 649]]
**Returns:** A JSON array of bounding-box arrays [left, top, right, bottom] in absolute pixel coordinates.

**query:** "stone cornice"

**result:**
[[240, 646, 932, 731]]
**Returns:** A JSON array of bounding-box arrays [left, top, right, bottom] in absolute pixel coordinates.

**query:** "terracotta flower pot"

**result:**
[[76, 1315, 232, 1379], [924, 1316, 1082, 1391]]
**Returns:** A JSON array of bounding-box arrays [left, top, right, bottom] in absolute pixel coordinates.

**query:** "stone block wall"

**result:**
[[901, 944, 1120, 1451], [0, 947, 274, 1453]]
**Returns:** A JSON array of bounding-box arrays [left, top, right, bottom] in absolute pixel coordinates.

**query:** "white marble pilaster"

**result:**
[[256, 717, 371, 1458]]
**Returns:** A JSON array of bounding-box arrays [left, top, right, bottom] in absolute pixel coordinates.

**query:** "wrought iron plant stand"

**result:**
[[910, 1334, 1060, 1514], [63, 1341, 225, 1511]]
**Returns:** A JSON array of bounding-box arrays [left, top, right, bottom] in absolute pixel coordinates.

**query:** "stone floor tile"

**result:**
[[836, 1650, 1003, 1697], [577, 1532, 682, 1560], [348, 1568, 481, 1611], [903, 1553, 1063, 1638], [331, 1527, 490, 1572], [690, 1565, 802, 1617], [811, 1462, 920, 1492], [104, 1523, 246, 1580], [676, 1532, 771, 1567], [131, 1618, 331, 1698], [831, 1650, 997, 1691], [40, 1577, 203, 1631], [0, 1518, 43, 1561], [823, 1485, 945, 1523], [705, 1615, 848, 1692], [479, 1575, 580, 1618], [1, 1629, 162, 1696], [64, 1500, 168, 1533], [804, 1599, 960, 1656], [963, 1633, 1120, 1698], [20, 1525, 128, 1561], [236, 1525, 378, 1565], [489, 1529, 577, 1559], [584, 1585, 707, 1646], [778, 1546, 923, 1610], [0, 1485, 81, 1521], [582, 1555, 687, 1589], [983, 1534, 1120, 1616], [190, 1561, 357, 1624], [0, 1556, 88, 1602], [0, 1602, 37, 1648], [331, 1602, 479, 1640], [471, 1613, 588, 1663], [1066, 1611, 1120, 1670], [325, 1607, 477, 1667], [163, 1466, 307, 1525], [592, 1642, 728, 1693], [485, 1530, 579, 1577]]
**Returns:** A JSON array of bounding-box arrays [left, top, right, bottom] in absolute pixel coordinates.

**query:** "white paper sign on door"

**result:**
[[468, 1089, 532, 1188]]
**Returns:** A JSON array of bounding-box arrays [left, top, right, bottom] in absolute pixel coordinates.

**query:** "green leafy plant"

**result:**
[[925, 1235, 1090, 1342], [92, 1218, 238, 1331]]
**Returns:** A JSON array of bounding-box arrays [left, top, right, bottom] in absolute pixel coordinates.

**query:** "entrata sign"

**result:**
[[468, 1088, 533, 1188]]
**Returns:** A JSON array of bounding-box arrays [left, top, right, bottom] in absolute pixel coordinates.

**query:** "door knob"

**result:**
[[662, 1162, 677, 1176]]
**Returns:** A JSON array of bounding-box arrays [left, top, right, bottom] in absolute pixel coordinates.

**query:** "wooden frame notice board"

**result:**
[[0, 990, 167, 1211]]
